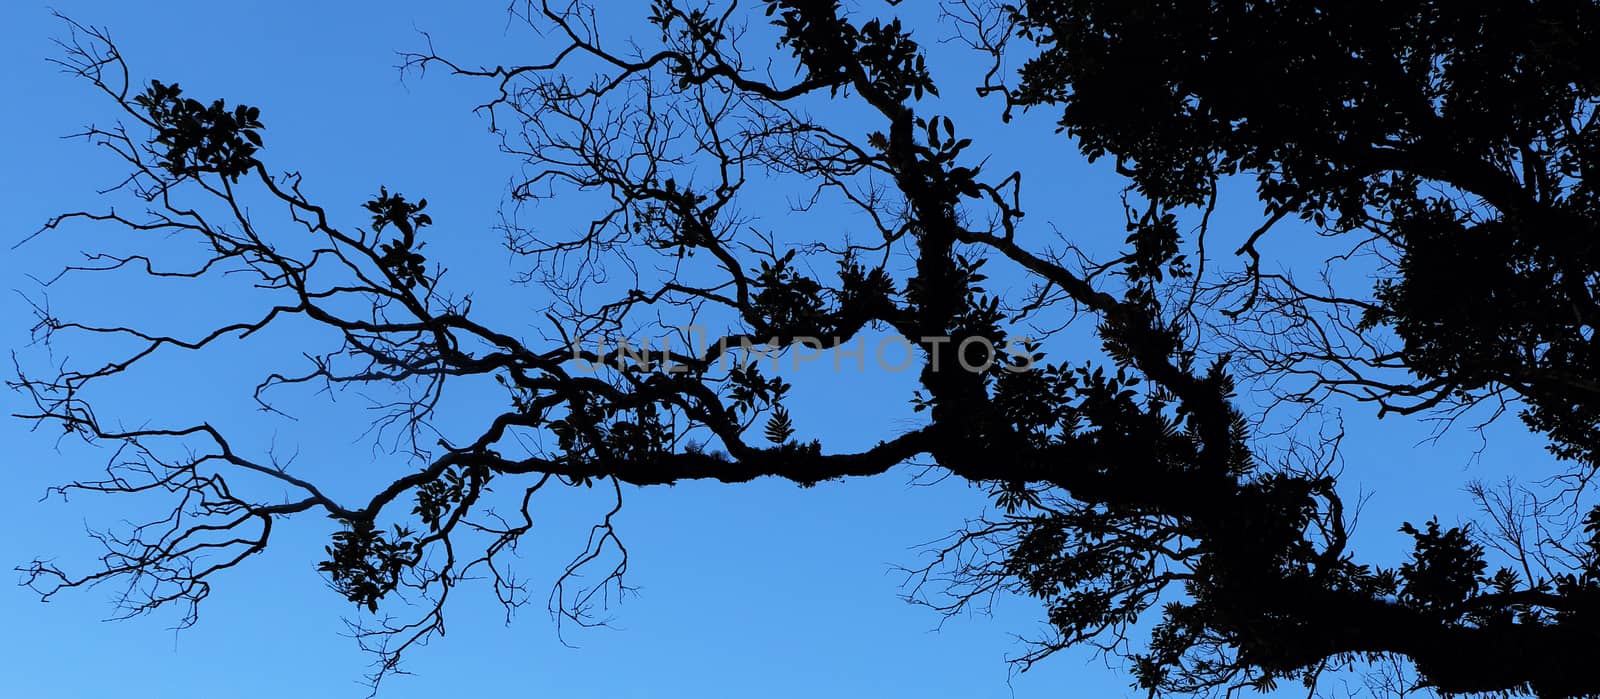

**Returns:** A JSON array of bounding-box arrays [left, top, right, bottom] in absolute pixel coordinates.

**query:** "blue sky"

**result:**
[[0, 2, 1560, 697]]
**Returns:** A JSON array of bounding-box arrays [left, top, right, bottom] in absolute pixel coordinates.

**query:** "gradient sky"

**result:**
[[0, 2, 1561, 697]]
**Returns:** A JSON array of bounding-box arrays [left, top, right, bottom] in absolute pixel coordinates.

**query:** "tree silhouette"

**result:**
[[16, 2, 1600, 696]]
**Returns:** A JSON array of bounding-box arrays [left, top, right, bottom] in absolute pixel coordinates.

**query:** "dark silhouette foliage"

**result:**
[[1015, 0, 1600, 465], [16, 3, 1600, 697]]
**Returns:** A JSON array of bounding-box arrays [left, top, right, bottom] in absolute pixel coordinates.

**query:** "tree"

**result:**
[[15, 1, 1600, 696]]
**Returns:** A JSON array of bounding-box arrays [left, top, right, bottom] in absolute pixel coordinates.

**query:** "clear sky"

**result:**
[[0, 2, 1559, 698]]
